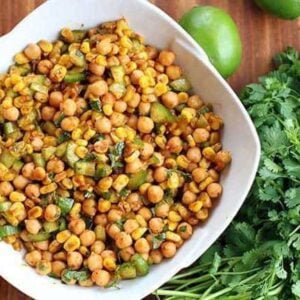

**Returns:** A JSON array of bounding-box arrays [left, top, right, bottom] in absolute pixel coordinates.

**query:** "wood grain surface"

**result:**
[[0, 1, 299, 299]]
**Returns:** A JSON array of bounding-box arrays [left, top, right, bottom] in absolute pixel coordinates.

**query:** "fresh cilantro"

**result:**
[[152, 233, 166, 250], [53, 113, 65, 127], [108, 142, 125, 170]]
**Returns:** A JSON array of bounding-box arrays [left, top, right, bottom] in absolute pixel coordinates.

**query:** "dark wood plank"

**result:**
[[0, 0, 299, 299]]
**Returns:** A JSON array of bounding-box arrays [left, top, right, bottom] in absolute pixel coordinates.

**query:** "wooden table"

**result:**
[[0, 1, 299, 299]]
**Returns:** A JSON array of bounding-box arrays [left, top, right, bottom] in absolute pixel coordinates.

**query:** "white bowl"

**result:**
[[0, 0, 260, 299]]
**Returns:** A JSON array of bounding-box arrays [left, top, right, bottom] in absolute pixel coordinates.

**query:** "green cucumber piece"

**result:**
[[150, 102, 176, 123], [42, 147, 56, 161], [65, 142, 80, 168], [32, 153, 45, 168], [75, 161, 96, 177], [127, 170, 148, 190]]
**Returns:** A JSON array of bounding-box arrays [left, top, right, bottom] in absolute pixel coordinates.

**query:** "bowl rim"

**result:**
[[0, 0, 261, 299]]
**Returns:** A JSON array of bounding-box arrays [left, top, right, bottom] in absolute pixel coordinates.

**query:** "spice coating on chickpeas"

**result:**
[[0, 19, 231, 287]]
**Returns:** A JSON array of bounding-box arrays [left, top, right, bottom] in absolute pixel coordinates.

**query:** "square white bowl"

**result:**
[[0, 0, 260, 299]]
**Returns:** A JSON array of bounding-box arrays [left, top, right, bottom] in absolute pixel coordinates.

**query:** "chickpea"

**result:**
[[107, 209, 123, 222], [162, 92, 179, 109], [13, 175, 29, 190], [91, 241, 105, 254], [187, 95, 203, 109], [177, 222, 193, 240], [87, 252, 103, 271], [206, 183, 222, 198], [49, 91, 63, 108], [67, 251, 83, 270], [47, 159, 65, 174], [36, 260, 52, 275], [150, 249, 163, 264], [82, 199, 97, 216], [131, 70, 144, 85], [41, 106, 55, 121], [182, 191, 196, 205], [51, 261, 66, 277], [127, 115, 138, 129], [193, 128, 210, 143], [94, 214, 108, 226], [33, 240, 49, 251], [95, 117, 112, 134], [61, 99, 77, 116], [61, 116, 79, 132], [115, 232, 132, 249], [138, 207, 152, 221], [25, 184, 40, 199], [44, 204, 61, 222], [107, 223, 121, 239], [153, 167, 168, 183], [114, 101, 127, 113], [149, 218, 164, 234], [126, 193, 142, 212], [92, 269, 111, 287], [161, 241, 176, 258], [96, 39, 112, 55], [25, 219, 42, 235], [32, 167, 46, 181], [0, 181, 13, 196], [155, 202, 170, 218], [187, 147, 202, 163], [138, 102, 151, 115], [25, 250, 42, 267], [137, 116, 154, 134], [80, 230, 96, 247], [110, 112, 127, 127], [2, 107, 20, 121], [140, 143, 154, 159], [101, 249, 117, 260], [124, 219, 139, 234], [37, 60, 53, 75], [158, 50, 175, 66], [135, 238, 150, 254], [31, 136, 44, 151], [119, 246, 135, 262], [125, 159, 143, 174], [166, 136, 183, 154], [192, 168, 208, 183], [42, 251, 53, 262], [88, 80, 108, 97], [89, 63, 105, 76], [94, 139, 109, 153], [128, 93, 141, 108], [24, 43, 41, 60], [68, 219, 86, 235], [166, 65, 182, 80], [147, 185, 164, 204]]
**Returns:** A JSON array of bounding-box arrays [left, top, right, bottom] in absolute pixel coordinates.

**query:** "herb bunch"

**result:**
[[156, 48, 300, 300]]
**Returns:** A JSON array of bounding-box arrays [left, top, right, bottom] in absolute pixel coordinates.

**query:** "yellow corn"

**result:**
[[176, 155, 189, 169], [155, 136, 166, 149], [131, 227, 147, 240], [135, 215, 146, 227], [115, 127, 128, 140], [112, 174, 129, 192], [3, 212, 19, 226], [4, 235, 17, 244], [79, 246, 89, 256], [166, 231, 182, 243], [56, 230, 72, 244], [76, 139, 88, 147], [50, 64, 67, 82], [199, 177, 214, 191], [9, 191, 26, 202], [64, 235, 81, 252], [72, 128, 82, 140], [125, 62, 137, 74], [0, 89, 5, 100], [165, 158, 176, 169], [80, 41, 90, 54], [28, 206, 43, 219], [157, 74, 169, 85], [202, 147, 216, 161], [196, 208, 209, 220], [177, 205, 189, 219], [125, 150, 140, 163], [189, 181, 200, 194], [10, 74, 22, 85], [199, 158, 210, 170], [69, 203, 81, 219], [103, 257, 117, 271], [38, 40, 53, 53], [139, 183, 151, 195], [10, 202, 26, 221], [186, 135, 196, 147], [98, 200, 111, 213], [61, 28, 74, 42], [84, 128, 96, 140], [167, 172, 180, 189], [75, 146, 88, 159], [154, 82, 169, 97], [62, 178, 73, 189], [126, 128, 136, 142], [40, 183, 57, 194], [120, 36, 133, 49], [95, 55, 107, 66], [98, 177, 113, 192], [139, 76, 153, 89], [178, 92, 189, 103], [181, 107, 196, 122], [15, 53, 29, 64], [103, 104, 113, 116], [168, 211, 182, 223], [189, 200, 203, 213], [167, 221, 178, 231], [49, 240, 61, 253]]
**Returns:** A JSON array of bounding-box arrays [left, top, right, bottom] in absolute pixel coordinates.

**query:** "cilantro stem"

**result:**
[[289, 225, 300, 237]]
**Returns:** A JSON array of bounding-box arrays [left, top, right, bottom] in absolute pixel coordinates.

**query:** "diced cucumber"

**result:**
[[55, 142, 68, 158], [42, 122, 57, 135], [65, 142, 80, 168], [64, 72, 86, 83], [57, 132, 71, 144], [0, 225, 19, 238], [150, 102, 176, 123], [0, 149, 17, 168], [32, 153, 45, 168], [109, 83, 126, 99], [170, 77, 191, 92], [127, 170, 148, 190], [111, 65, 125, 83], [27, 232, 50, 242], [42, 147, 56, 161], [56, 197, 74, 215], [72, 30, 87, 43], [94, 164, 112, 180], [0, 202, 11, 212], [118, 263, 137, 279], [75, 161, 96, 177], [3, 122, 17, 135], [89, 100, 102, 112], [30, 82, 48, 94], [43, 221, 59, 233], [12, 160, 24, 172]]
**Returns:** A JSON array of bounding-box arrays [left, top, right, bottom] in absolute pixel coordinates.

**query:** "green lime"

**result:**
[[179, 6, 242, 78]]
